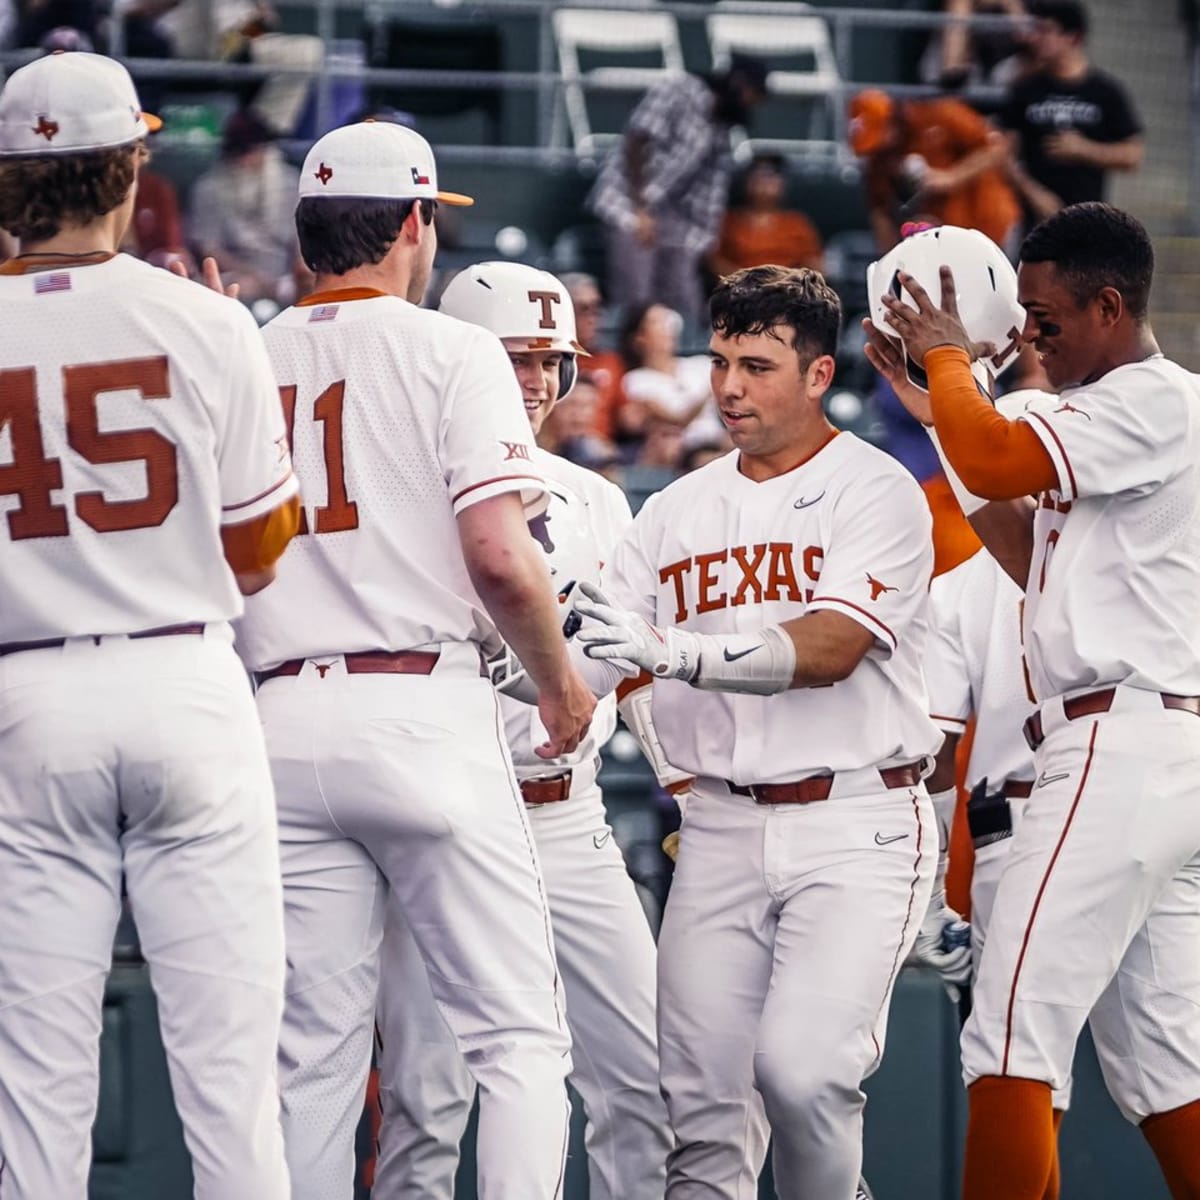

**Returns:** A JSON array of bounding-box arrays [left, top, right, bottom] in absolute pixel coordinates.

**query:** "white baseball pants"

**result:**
[[256, 649, 572, 1200], [373, 768, 670, 1200], [963, 688, 1200, 1123], [658, 775, 934, 1200], [0, 630, 289, 1200]]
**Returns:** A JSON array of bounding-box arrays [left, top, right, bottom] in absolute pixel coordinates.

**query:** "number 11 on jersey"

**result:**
[[278, 380, 359, 535]]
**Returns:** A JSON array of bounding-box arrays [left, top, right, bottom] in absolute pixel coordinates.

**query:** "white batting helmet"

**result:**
[[866, 226, 1026, 391], [439, 261, 587, 399]]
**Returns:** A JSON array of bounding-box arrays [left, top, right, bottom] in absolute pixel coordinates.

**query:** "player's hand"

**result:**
[[1043, 129, 1091, 163], [880, 267, 995, 370], [172, 254, 241, 300], [633, 208, 657, 247], [575, 582, 700, 683], [862, 316, 933, 425], [909, 889, 973, 988], [535, 665, 595, 759]]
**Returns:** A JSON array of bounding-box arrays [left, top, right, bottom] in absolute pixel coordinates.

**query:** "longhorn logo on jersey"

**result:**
[[867, 573, 898, 601]]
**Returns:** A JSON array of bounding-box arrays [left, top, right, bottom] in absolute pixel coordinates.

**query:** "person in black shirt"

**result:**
[[1000, 0, 1143, 224]]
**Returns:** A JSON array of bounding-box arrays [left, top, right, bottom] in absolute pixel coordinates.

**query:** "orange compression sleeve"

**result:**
[[221, 494, 301, 575], [926, 346, 1059, 500]]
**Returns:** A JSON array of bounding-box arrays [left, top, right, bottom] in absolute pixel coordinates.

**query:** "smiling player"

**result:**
[[574, 264, 940, 1199]]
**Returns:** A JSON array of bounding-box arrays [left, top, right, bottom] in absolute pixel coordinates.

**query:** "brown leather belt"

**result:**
[[1005, 779, 1035, 800], [1023, 687, 1200, 750], [255, 649, 440, 686], [0, 622, 205, 657], [520, 771, 573, 805], [728, 761, 924, 806]]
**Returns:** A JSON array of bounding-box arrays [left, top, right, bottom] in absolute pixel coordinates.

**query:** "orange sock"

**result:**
[[963, 1075, 1055, 1200], [1142, 1098, 1200, 1199], [1041, 1108, 1065, 1200]]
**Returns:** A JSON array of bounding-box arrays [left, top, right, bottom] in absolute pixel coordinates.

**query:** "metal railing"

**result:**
[[3, 1, 1027, 167]]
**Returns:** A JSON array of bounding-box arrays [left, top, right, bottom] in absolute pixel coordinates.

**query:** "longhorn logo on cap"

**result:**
[[33, 115, 58, 141], [411, 166, 430, 186], [314, 162, 333, 185]]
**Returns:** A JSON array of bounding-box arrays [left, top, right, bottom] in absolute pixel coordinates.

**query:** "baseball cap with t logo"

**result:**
[[0, 51, 160, 156], [298, 120, 473, 206]]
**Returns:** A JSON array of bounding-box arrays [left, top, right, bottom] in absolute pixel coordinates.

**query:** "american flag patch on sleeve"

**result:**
[[34, 272, 71, 295]]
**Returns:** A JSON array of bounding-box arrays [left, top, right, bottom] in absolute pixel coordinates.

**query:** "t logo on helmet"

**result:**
[[989, 325, 1023, 372], [527, 290, 560, 330]]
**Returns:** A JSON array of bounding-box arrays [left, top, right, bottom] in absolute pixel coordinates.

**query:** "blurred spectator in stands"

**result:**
[[0, 1, 15, 47], [849, 87, 1020, 253], [537, 375, 621, 478], [118, 0, 322, 135], [124, 162, 195, 274], [188, 108, 301, 304], [921, 0, 1032, 93], [561, 272, 628, 442], [15, 0, 95, 47], [709, 153, 825, 277], [634, 416, 687, 474], [618, 303, 725, 453], [1000, 0, 1143, 225], [589, 54, 769, 329]]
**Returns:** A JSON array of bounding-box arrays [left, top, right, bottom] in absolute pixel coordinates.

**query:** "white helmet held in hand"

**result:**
[[439, 261, 587, 399], [866, 226, 1026, 391]]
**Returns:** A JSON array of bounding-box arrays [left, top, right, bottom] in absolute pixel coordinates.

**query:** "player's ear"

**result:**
[[804, 353, 836, 400], [1095, 285, 1124, 328]]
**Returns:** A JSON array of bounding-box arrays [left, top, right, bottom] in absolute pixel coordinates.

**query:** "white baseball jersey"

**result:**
[[1018, 356, 1200, 699], [603, 434, 941, 782], [926, 548, 1036, 791], [505, 447, 631, 777], [0, 254, 296, 643], [237, 292, 548, 671]]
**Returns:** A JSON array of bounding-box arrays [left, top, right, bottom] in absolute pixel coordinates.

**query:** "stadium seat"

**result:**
[[552, 7, 686, 158]]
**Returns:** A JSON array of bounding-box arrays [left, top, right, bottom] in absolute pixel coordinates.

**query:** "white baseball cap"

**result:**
[[0, 52, 161, 157], [298, 121, 473, 206]]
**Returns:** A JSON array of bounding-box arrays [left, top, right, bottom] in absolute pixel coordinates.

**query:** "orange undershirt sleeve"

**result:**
[[926, 346, 1059, 500], [221, 494, 302, 576]]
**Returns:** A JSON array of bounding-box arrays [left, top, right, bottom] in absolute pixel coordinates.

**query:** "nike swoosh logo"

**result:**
[[593, 830, 612, 849], [1037, 771, 1070, 788], [723, 645, 760, 662], [874, 832, 909, 846], [793, 491, 826, 510]]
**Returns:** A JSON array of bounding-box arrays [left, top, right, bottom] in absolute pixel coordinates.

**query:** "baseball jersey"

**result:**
[[603, 434, 941, 783], [0, 253, 296, 643], [505, 447, 631, 778], [1018, 356, 1200, 699], [926, 548, 1035, 791], [237, 292, 547, 672]]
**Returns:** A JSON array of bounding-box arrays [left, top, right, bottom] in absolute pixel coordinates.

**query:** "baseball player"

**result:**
[[0, 53, 299, 1200], [881, 202, 1200, 1200], [372, 261, 670, 1199], [574, 264, 940, 1199], [235, 121, 596, 1200]]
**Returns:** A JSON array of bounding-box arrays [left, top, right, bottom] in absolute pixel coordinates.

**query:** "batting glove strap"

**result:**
[[692, 623, 796, 695]]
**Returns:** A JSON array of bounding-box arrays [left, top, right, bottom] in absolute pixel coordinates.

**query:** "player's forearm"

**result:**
[[779, 610, 876, 688], [470, 549, 573, 696], [926, 347, 1058, 499], [221, 495, 301, 588], [967, 498, 1036, 589], [1077, 135, 1143, 170]]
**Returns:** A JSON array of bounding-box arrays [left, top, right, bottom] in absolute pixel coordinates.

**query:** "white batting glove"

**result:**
[[576, 583, 700, 683], [909, 890, 972, 987]]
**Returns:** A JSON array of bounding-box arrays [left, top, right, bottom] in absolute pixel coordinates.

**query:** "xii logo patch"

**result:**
[[501, 441, 531, 462]]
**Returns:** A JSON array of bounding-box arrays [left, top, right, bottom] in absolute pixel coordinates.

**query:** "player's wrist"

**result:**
[[691, 624, 796, 695]]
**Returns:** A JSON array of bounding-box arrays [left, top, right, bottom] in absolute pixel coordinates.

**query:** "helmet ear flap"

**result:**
[[558, 354, 578, 400]]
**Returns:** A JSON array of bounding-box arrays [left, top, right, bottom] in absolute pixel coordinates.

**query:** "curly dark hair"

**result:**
[[295, 196, 435, 275], [1020, 201, 1153, 320], [0, 143, 144, 243], [709, 265, 842, 361]]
